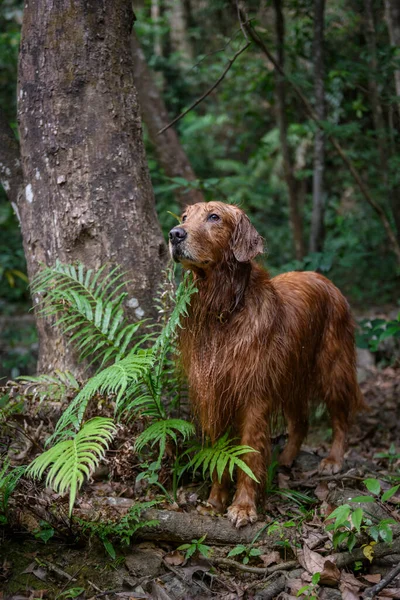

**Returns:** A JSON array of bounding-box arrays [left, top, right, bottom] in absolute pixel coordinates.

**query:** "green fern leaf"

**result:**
[[134, 419, 195, 464], [27, 417, 116, 516], [188, 434, 259, 483]]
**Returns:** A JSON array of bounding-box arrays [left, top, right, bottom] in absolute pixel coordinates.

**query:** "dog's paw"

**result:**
[[318, 457, 342, 475], [227, 503, 258, 528]]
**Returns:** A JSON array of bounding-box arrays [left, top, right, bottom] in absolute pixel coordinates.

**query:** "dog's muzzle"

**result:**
[[169, 226, 188, 262]]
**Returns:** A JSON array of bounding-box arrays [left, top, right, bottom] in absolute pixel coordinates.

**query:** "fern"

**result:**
[[17, 370, 80, 403], [135, 419, 196, 465], [32, 261, 147, 368], [187, 433, 259, 483], [0, 460, 26, 520], [48, 349, 154, 443], [27, 417, 116, 515]]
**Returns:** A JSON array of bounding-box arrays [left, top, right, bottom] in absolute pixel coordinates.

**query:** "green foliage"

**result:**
[[0, 460, 25, 523], [375, 443, 400, 470], [227, 544, 262, 565], [186, 432, 259, 484], [178, 534, 212, 560], [27, 417, 116, 516], [17, 370, 80, 403], [32, 261, 146, 368], [77, 500, 159, 559], [134, 419, 195, 465], [297, 572, 320, 599], [325, 478, 399, 556], [357, 314, 400, 352], [33, 520, 55, 543]]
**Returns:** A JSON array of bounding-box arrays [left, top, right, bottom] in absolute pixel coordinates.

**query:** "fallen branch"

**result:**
[[211, 557, 298, 575], [157, 42, 250, 135], [332, 537, 400, 568], [363, 562, 400, 598]]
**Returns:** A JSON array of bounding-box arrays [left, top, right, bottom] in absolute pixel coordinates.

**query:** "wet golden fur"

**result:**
[[169, 202, 365, 528]]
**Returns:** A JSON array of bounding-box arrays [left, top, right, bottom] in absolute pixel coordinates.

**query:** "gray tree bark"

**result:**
[[18, 0, 166, 374], [309, 0, 326, 254], [167, 0, 194, 67], [131, 31, 204, 207], [273, 0, 305, 260]]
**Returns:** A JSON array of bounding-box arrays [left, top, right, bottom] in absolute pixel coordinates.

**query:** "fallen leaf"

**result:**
[[286, 578, 304, 595], [377, 588, 400, 598], [181, 564, 210, 582], [320, 560, 340, 586], [362, 574, 381, 584], [339, 571, 362, 600], [164, 551, 185, 566], [315, 482, 330, 501], [278, 472, 290, 489], [260, 551, 281, 567], [362, 541, 377, 562], [297, 544, 325, 574]]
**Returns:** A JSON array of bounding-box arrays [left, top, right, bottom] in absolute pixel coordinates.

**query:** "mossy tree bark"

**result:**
[[18, 0, 166, 374]]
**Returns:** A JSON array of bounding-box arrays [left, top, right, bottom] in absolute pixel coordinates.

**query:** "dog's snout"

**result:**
[[169, 227, 187, 245]]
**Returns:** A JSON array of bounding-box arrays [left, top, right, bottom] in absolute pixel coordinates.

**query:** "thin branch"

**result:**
[[157, 42, 250, 136], [239, 12, 400, 265], [363, 562, 400, 598], [211, 558, 298, 575]]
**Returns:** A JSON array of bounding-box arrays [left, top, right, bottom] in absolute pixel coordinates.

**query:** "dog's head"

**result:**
[[169, 202, 264, 270]]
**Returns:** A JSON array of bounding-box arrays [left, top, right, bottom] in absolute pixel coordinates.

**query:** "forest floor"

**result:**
[[1, 353, 400, 600]]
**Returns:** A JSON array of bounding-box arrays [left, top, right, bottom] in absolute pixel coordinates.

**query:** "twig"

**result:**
[[363, 562, 400, 598], [238, 7, 400, 265], [57, 564, 86, 596], [157, 42, 250, 135], [41, 559, 77, 582], [212, 557, 298, 575]]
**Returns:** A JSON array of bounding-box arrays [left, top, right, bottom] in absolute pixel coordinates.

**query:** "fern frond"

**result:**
[[49, 349, 154, 443], [31, 261, 146, 368], [187, 433, 259, 483], [27, 417, 116, 516], [17, 370, 80, 403], [134, 419, 195, 464], [0, 461, 26, 514]]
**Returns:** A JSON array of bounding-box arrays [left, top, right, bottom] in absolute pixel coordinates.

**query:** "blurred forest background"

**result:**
[[1, 0, 400, 377]]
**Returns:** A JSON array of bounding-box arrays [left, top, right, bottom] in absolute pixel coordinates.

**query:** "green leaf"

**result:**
[[311, 572, 321, 585], [378, 524, 393, 544], [349, 496, 375, 503], [364, 479, 381, 496], [381, 485, 399, 502], [327, 504, 351, 529], [102, 538, 116, 559], [227, 545, 246, 557], [351, 508, 363, 532]]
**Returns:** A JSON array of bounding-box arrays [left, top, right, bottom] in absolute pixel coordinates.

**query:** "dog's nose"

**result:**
[[169, 227, 187, 244]]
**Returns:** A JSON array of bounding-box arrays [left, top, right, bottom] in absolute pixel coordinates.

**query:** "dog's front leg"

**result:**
[[227, 405, 270, 528]]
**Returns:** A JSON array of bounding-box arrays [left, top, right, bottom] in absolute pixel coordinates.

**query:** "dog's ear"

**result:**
[[231, 213, 264, 262]]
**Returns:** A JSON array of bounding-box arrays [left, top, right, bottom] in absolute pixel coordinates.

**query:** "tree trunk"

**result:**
[[0, 108, 24, 221], [385, 0, 400, 121], [273, 0, 305, 261], [365, 0, 387, 171], [167, 0, 194, 67], [383, 0, 400, 239], [18, 0, 166, 374], [309, 0, 326, 254], [131, 31, 204, 207]]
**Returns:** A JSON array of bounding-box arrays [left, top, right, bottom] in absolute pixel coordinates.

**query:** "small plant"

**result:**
[[227, 544, 262, 564], [33, 520, 55, 543], [375, 444, 400, 470], [178, 534, 212, 560], [77, 500, 159, 559], [357, 314, 400, 353], [297, 572, 320, 599], [325, 478, 399, 557]]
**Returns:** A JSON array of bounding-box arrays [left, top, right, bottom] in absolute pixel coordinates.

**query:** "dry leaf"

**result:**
[[164, 550, 185, 566], [320, 560, 340, 586], [363, 574, 381, 584], [315, 482, 330, 501], [297, 544, 325, 574], [278, 472, 291, 489], [377, 588, 400, 598], [286, 578, 305, 595], [339, 571, 362, 600], [260, 551, 281, 567]]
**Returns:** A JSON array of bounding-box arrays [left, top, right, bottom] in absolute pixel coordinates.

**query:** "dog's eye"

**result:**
[[181, 215, 187, 223], [207, 213, 220, 222]]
